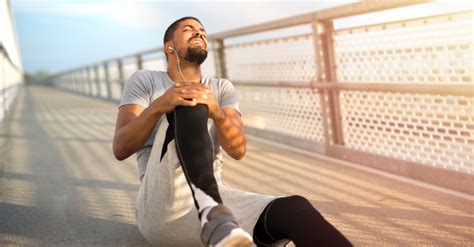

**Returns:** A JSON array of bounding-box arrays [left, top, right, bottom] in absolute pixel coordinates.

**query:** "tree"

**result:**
[[24, 70, 50, 85]]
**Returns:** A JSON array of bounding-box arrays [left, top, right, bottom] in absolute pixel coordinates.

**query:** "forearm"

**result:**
[[213, 108, 246, 160], [114, 82, 210, 160], [113, 103, 164, 160]]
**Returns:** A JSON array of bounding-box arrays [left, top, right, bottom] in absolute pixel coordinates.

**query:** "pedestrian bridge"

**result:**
[[1, 1, 473, 246]]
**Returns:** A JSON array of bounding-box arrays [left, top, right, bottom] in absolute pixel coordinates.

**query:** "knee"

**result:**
[[279, 195, 314, 211], [285, 195, 310, 204], [273, 195, 324, 220], [175, 103, 208, 121]]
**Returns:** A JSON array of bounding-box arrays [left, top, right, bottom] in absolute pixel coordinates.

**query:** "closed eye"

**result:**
[[182, 25, 206, 34]]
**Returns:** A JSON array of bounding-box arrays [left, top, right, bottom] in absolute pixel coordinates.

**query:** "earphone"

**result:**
[[168, 46, 187, 83]]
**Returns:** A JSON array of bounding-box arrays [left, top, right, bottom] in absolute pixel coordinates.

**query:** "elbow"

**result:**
[[113, 141, 128, 161], [234, 153, 245, 160], [232, 136, 247, 160], [231, 146, 246, 160], [113, 148, 125, 161], [115, 154, 127, 161]]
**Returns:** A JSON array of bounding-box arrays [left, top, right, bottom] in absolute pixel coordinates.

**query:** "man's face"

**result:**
[[172, 19, 208, 65]]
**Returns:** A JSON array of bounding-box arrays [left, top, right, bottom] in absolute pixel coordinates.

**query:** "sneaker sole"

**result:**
[[214, 228, 253, 247]]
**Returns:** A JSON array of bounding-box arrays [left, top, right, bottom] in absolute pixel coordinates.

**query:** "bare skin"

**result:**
[[113, 18, 246, 161]]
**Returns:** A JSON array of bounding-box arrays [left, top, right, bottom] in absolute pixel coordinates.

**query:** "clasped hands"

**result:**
[[154, 82, 223, 120]]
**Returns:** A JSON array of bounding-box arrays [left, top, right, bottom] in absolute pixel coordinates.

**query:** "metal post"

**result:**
[[212, 39, 227, 78], [86, 67, 92, 96], [78, 71, 82, 93], [136, 55, 143, 70], [68, 73, 72, 91], [76, 70, 80, 93], [117, 59, 124, 92], [76, 71, 81, 93], [81, 69, 86, 94], [323, 21, 344, 145], [104, 62, 112, 99], [94, 65, 101, 97], [70, 73, 75, 92], [312, 20, 344, 148]]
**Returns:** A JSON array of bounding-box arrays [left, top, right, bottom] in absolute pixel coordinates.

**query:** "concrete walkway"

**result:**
[[0, 86, 472, 246]]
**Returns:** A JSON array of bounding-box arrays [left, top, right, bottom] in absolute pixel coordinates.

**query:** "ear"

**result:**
[[164, 42, 174, 54]]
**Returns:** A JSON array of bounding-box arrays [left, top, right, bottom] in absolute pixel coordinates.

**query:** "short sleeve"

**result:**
[[119, 70, 152, 108], [219, 79, 240, 113]]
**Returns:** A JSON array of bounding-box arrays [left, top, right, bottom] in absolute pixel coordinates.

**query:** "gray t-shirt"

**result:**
[[119, 70, 240, 180]]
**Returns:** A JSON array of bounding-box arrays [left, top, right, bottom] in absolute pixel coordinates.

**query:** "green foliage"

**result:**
[[24, 70, 50, 84]]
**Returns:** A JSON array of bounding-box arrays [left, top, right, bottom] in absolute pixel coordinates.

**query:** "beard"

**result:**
[[184, 47, 208, 65]]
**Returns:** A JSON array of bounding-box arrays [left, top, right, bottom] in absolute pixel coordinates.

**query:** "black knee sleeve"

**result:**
[[175, 104, 222, 204], [162, 104, 223, 210], [253, 195, 352, 247]]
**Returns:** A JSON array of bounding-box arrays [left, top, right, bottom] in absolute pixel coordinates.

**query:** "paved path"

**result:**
[[0, 86, 472, 246]]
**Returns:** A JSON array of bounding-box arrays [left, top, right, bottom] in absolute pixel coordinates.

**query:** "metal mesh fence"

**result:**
[[340, 90, 473, 173], [201, 48, 216, 78], [238, 85, 325, 143], [334, 11, 472, 84], [50, 6, 473, 176], [225, 34, 316, 83]]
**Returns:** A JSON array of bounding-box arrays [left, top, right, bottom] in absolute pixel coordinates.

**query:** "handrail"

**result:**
[[335, 9, 473, 33], [208, 0, 432, 39], [233, 80, 474, 97], [44, 1, 474, 192], [56, 0, 433, 72]]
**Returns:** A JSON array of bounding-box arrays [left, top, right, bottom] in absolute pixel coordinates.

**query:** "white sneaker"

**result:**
[[201, 205, 253, 247]]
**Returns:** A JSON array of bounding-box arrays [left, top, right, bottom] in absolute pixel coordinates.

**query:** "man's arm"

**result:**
[[113, 82, 211, 161], [190, 82, 246, 160], [212, 107, 247, 160], [113, 103, 162, 161]]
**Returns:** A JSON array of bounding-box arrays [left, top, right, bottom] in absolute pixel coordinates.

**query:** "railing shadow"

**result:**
[[1, 85, 472, 246], [222, 138, 474, 246], [0, 86, 148, 245]]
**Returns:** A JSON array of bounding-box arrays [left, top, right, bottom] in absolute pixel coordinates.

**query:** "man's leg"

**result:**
[[253, 195, 353, 247], [162, 104, 252, 246], [166, 104, 221, 214]]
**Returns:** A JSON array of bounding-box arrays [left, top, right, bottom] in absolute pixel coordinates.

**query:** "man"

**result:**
[[113, 16, 352, 247]]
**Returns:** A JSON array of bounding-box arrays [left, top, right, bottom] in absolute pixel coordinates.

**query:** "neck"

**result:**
[[167, 59, 202, 83]]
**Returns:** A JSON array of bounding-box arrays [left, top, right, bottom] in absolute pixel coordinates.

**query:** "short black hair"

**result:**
[[163, 16, 202, 44]]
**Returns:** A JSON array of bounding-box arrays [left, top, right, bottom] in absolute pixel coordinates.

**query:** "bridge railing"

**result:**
[[0, 43, 23, 124], [47, 0, 473, 194]]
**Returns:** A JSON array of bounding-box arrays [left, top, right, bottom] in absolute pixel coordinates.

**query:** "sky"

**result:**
[[10, 0, 473, 74]]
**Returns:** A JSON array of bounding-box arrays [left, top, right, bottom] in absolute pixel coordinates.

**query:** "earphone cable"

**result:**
[[172, 49, 187, 83]]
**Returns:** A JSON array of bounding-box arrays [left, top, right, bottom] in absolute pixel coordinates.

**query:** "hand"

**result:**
[[152, 82, 220, 118], [190, 84, 224, 120]]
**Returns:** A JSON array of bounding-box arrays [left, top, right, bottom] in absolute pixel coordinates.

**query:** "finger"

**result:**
[[174, 82, 187, 88], [194, 97, 210, 105], [195, 86, 212, 94], [181, 91, 213, 102], [179, 91, 205, 100], [174, 82, 186, 88], [178, 87, 209, 95], [175, 82, 202, 88], [176, 97, 197, 107]]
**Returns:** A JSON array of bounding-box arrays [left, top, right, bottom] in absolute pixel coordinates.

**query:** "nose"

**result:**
[[192, 30, 202, 38]]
